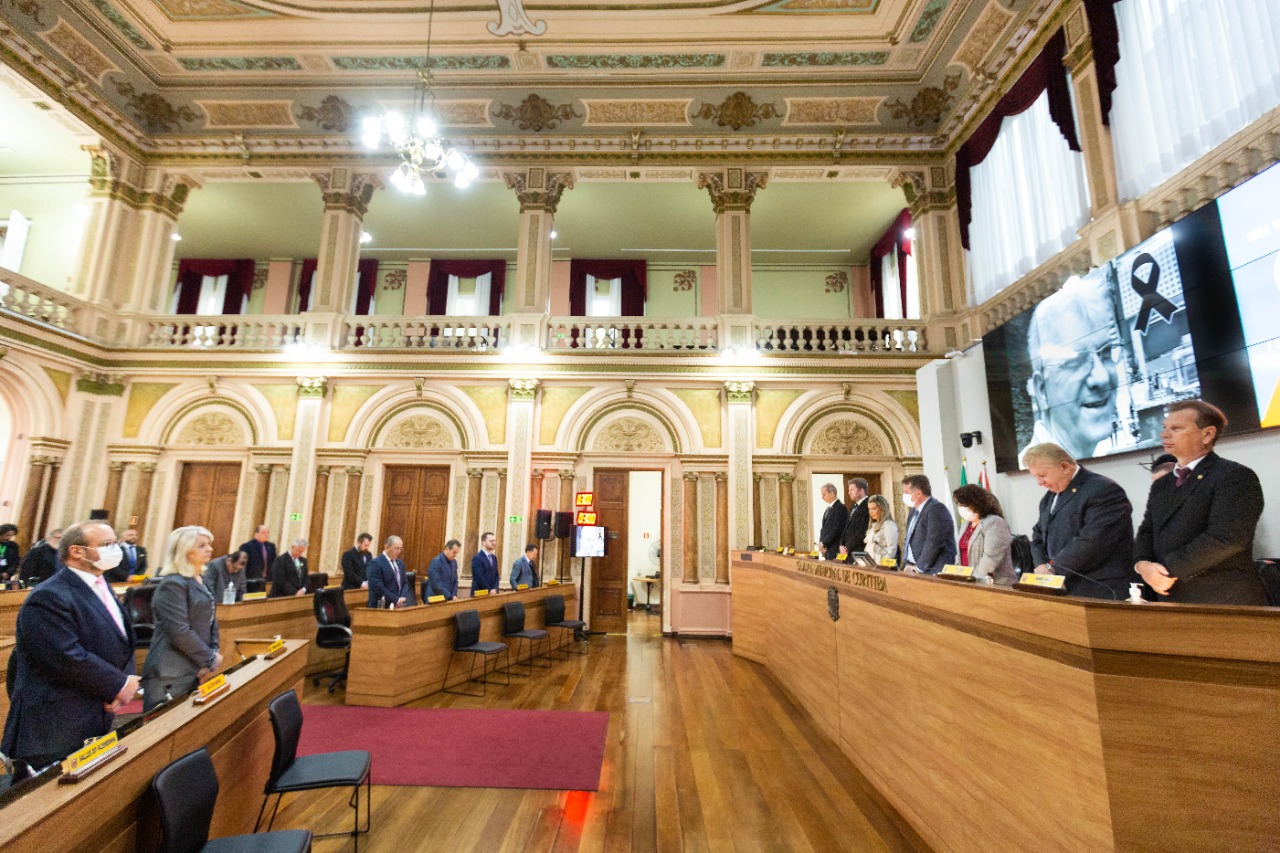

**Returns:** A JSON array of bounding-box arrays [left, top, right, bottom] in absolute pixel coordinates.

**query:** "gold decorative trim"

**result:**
[[199, 100, 297, 129], [581, 99, 692, 127]]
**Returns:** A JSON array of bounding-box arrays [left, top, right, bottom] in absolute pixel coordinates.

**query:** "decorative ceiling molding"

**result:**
[[42, 20, 120, 84], [198, 100, 296, 128], [546, 54, 725, 70], [761, 51, 888, 67], [783, 97, 881, 126], [694, 92, 781, 131], [492, 94, 580, 132], [582, 99, 692, 127]]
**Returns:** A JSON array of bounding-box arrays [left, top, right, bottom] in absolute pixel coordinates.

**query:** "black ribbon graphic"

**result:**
[[1129, 252, 1178, 335]]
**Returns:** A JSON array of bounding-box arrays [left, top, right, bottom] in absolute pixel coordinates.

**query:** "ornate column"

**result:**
[[103, 461, 127, 524], [699, 168, 767, 350], [250, 463, 273, 530], [310, 171, 381, 339], [752, 473, 763, 548], [340, 466, 363, 552], [724, 380, 754, 552], [714, 472, 729, 584], [557, 469, 575, 581], [283, 376, 328, 544], [893, 168, 968, 350], [308, 465, 332, 560], [17, 457, 51, 549], [130, 462, 157, 543], [503, 378, 538, 564], [682, 471, 699, 583], [465, 468, 483, 575], [503, 169, 573, 346], [779, 473, 795, 549]]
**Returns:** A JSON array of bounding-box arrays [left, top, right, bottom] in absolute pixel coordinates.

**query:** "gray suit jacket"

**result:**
[[965, 515, 1016, 584], [142, 574, 219, 680]]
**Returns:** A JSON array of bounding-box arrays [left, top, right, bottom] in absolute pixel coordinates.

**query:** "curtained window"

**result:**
[[425, 259, 506, 316], [173, 259, 255, 315], [1109, 0, 1280, 200], [295, 259, 380, 314], [568, 259, 646, 316], [870, 209, 917, 319]]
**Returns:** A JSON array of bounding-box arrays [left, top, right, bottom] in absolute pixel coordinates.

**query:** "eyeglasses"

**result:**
[[1042, 343, 1119, 375]]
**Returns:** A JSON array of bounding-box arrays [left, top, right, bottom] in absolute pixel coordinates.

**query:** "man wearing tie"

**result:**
[[237, 525, 277, 582], [816, 483, 848, 560], [1134, 401, 1268, 604], [470, 532, 500, 596], [900, 474, 957, 574], [2, 520, 140, 770], [510, 544, 540, 589], [366, 536, 406, 608], [1025, 443, 1134, 599], [838, 478, 871, 558], [340, 533, 373, 590], [267, 539, 309, 598], [427, 539, 462, 601], [107, 528, 147, 582]]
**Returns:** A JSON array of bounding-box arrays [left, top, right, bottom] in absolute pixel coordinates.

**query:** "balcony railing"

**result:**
[[546, 318, 719, 352], [753, 320, 928, 354], [338, 316, 510, 350], [141, 316, 307, 349], [0, 269, 82, 334]]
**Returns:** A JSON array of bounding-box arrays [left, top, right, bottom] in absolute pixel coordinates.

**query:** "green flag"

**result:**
[[959, 459, 968, 486]]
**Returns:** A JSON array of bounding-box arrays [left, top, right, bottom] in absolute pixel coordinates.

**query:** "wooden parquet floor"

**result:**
[[277, 610, 927, 853]]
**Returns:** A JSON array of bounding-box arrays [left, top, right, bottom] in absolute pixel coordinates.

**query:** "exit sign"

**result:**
[[509, 515, 522, 523], [288, 513, 301, 521]]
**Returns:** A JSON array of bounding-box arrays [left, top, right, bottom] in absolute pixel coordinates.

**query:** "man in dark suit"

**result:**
[[0, 523, 20, 583], [238, 525, 277, 582], [107, 527, 147, 582], [838, 478, 871, 557], [1026, 443, 1134, 599], [510, 544, 540, 589], [2, 520, 139, 769], [366, 535, 407, 608], [19, 528, 62, 584], [267, 539, 309, 598], [340, 532, 373, 590], [470, 532, 500, 596], [1134, 401, 1268, 605], [900, 474, 957, 574], [427, 539, 462, 601], [817, 483, 848, 560]]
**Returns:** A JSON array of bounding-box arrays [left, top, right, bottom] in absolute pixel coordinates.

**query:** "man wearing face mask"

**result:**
[[900, 475, 957, 574], [2, 521, 139, 770]]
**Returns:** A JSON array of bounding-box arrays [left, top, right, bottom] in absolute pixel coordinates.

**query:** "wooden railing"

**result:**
[[545, 318, 719, 351], [140, 316, 306, 349], [338, 316, 511, 350], [0, 269, 82, 334], [753, 320, 929, 354]]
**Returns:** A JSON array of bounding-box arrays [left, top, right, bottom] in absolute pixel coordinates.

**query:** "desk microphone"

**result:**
[[1048, 561, 1118, 600]]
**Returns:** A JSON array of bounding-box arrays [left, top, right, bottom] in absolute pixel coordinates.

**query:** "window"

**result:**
[[446, 274, 492, 316], [0, 210, 31, 274], [585, 275, 622, 317]]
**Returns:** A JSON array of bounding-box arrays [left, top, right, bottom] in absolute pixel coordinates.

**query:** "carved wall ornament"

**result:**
[[383, 269, 407, 290], [825, 271, 848, 293], [694, 92, 781, 131], [199, 101, 295, 128], [593, 417, 665, 453], [252, 267, 268, 291], [503, 170, 574, 212], [295, 95, 353, 132], [296, 376, 328, 398], [508, 378, 538, 401], [697, 170, 769, 214], [581, 99, 692, 126], [6, 0, 44, 24], [488, 0, 547, 37], [673, 270, 697, 292], [113, 82, 199, 132], [811, 420, 884, 456], [885, 73, 961, 128], [493, 94, 580, 132], [383, 415, 452, 449], [724, 381, 754, 404], [175, 412, 245, 446]]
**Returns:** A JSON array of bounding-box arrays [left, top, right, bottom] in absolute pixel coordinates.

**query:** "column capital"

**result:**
[[530, 470, 545, 480], [558, 469, 575, 481], [84, 147, 200, 217], [136, 462, 157, 474], [724, 380, 755, 403], [714, 471, 728, 482], [697, 168, 768, 214], [312, 169, 382, 217], [255, 463, 275, 475], [683, 471, 701, 482], [345, 465, 363, 476], [503, 169, 574, 213], [779, 473, 796, 484], [296, 376, 329, 398], [468, 468, 484, 478], [316, 465, 332, 476], [109, 460, 128, 472], [752, 472, 763, 483], [508, 377, 539, 401]]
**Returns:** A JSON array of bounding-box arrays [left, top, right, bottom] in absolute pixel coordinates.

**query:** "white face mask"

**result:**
[[91, 543, 123, 572], [958, 506, 977, 522], [902, 494, 916, 509]]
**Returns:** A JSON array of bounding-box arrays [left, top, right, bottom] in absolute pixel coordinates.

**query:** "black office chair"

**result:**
[[442, 609, 509, 696], [304, 572, 329, 594], [126, 585, 157, 648], [153, 747, 312, 853], [255, 690, 371, 849], [245, 578, 267, 595], [543, 594, 587, 658], [501, 601, 551, 676], [311, 589, 352, 693], [402, 571, 417, 606]]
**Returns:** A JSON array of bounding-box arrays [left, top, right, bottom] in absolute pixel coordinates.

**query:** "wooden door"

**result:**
[[379, 466, 450, 577], [590, 469, 629, 633], [173, 462, 242, 556], [843, 472, 884, 507]]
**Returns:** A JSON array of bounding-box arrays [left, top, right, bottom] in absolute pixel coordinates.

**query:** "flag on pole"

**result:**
[[979, 461, 991, 490], [959, 458, 968, 486]]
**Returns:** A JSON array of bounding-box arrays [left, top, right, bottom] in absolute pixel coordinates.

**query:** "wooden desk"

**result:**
[[635, 576, 660, 611], [0, 636, 12, 724], [731, 551, 1280, 853], [0, 639, 309, 853], [346, 584, 578, 707], [0, 587, 29, 636], [216, 588, 367, 676]]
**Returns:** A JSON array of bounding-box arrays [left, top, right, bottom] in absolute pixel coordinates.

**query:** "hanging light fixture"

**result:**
[[361, 0, 479, 195]]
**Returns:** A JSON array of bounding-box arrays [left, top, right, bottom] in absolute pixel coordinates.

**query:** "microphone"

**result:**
[[1046, 561, 1118, 600]]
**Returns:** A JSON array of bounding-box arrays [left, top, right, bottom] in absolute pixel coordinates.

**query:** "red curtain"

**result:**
[[568, 259, 647, 316], [354, 259, 379, 316], [296, 259, 318, 313], [869, 209, 912, 319], [1083, 0, 1121, 127], [425, 259, 506, 316], [955, 28, 1080, 250], [174, 259, 255, 315]]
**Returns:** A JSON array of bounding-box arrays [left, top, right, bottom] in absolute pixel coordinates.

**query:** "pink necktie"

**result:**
[[1174, 467, 1189, 487], [95, 576, 127, 636]]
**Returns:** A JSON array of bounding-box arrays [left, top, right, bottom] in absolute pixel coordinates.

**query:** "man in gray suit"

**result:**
[[509, 544, 541, 589], [203, 550, 248, 603]]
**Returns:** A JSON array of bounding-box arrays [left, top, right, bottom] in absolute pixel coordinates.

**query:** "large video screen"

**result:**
[[572, 526, 608, 558], [984, 227, 1202, 472], [1218, 163, 1280, 428]]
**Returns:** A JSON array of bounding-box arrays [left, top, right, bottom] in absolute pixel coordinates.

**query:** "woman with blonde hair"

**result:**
[[140, 526, 223, 711], [862, 494, 899, 564]]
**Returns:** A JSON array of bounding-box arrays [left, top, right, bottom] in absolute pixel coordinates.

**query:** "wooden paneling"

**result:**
[[215, 588, 366, 675], [0, 587, 28, 635], [590, 469, 628, 632], [380, 465, 450, 574], [173, 462, 242, 556]]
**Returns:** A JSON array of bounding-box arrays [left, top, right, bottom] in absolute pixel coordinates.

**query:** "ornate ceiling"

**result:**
[[0, 0, 1068, 165]]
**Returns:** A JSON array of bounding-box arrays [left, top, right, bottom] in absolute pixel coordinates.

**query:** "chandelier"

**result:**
[[360, 0, 479, 194]]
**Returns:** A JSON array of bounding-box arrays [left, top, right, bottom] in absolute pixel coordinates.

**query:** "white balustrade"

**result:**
[[545, 318, 719, 351], [338, 316, 511, 350], [140, 316, 306, 349], [0, 269, 82, 333], [753, 320, 928, 354]]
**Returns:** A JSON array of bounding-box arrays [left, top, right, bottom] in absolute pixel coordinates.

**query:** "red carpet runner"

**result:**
[[297, 705, 608, 790]]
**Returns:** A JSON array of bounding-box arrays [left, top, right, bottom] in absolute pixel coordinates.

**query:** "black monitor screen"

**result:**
[[572, 526, 608, 558]]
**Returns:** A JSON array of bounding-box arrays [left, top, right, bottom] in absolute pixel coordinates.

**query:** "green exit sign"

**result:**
[[509, 515, 522, 523], [289, 513, 301, 521]]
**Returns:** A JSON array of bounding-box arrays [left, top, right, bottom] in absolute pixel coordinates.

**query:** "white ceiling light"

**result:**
[[171, 233, 182, 241], [360, 231, 373, 244]]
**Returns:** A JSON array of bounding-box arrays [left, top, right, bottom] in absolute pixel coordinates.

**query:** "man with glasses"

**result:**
[[1020, 276, 1124, 467]]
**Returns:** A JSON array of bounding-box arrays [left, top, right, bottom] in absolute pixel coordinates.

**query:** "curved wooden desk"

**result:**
[[731, 551, 1280, 853], [346, 584, 578, 707], [0, 639, 309, 853], [215, 588, 367, 676]]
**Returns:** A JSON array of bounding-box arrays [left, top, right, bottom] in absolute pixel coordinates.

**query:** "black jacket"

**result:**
[[1031, 467, 1135, 599], [840, 499, 871, 554], [818, 499, 849, 559], [340, 547, 371, 590]]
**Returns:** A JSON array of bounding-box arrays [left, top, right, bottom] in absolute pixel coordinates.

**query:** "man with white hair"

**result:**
[[267, 538, 309, 597]]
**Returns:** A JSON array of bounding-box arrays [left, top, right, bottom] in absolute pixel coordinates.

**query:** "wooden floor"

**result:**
[[278, 610, 928, 853]]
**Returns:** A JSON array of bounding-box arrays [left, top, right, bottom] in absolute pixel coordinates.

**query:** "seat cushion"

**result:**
[[460, 641, 506, 654], [550, 620, 585, 630], [272, 750, 370, 792], [204, 829, 312, 853], [508, 629, 549, 640]]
